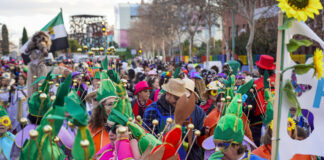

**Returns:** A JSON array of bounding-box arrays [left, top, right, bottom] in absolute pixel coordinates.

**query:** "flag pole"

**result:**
[[271, 12, 285, 160]]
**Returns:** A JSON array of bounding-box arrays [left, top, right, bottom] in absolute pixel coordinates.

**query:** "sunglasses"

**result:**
[[216, 141, 232, 151]]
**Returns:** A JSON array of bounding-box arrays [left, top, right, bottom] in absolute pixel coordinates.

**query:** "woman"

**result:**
[[200, 81, 224, 115], [9, 74, 28, 132], [131, 81, 152, 118], [88, 78, 117, 153], [148, 77, 160, 102]]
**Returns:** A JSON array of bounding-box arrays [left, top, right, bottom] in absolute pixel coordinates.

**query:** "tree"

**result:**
[[1, 24, 9, 55], [68, 39, 81, 52], [21, 27, 28, 45]]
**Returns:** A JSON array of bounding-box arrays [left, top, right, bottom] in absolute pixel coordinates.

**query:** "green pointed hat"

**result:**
[[213, 114, 244, 144], [28, 69, 53, 117], [225, 94, 243, 117], [65, 90, 88, 126], [227, 60, 241, 75], [107, 69, 120, 84], [96, 79, 117, 104], [64, 90, 95, 159], [262, 70, 274, 126], [94, 71, 108, 80], [127, 121, 161, 154]]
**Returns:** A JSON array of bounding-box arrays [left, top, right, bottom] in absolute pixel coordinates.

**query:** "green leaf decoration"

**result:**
[[278, 17, 295, 30], [293, 64, 314, 75], [287, 39, 313, 53], [282, 80, 301, 110]]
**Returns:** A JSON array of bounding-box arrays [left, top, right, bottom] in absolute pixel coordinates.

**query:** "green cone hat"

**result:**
[[64, 90, 88, 126], [96, 79, 117, 104], [107, 69, 120, 84], [225, 94, 243, 118], [227, 60, 241, 75], [213, 114, 244, 144]]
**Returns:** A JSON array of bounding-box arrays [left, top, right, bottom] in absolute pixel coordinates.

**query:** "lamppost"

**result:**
[[232, 0, 236, 60]]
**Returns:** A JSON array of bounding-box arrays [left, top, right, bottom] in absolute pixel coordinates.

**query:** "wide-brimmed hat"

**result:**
[[134, 81, 151, 95], [256, 55, 276, 70], [182, 78, 199, 99], [162, 78, 189, 98]]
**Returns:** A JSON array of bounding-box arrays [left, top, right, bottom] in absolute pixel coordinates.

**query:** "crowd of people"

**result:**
[[0, 32, 320, 160]]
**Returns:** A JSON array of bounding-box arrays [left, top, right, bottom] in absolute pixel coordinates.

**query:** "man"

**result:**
[[245, 55, 276, 146], [143, 78, 189, 135]]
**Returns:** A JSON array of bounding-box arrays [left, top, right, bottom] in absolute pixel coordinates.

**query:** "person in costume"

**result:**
[[11, 71, 74, 160], [200, 81, 224, 114], [131, 81, 152, 118], [88, 73, 117, 153], [8, 74, 28, 132], [0, 73, 14, 109], [208, 94, 266, 160], [143, 78, 189, 135], [245, 55, 276, 146], [0, 106, 15, 160]]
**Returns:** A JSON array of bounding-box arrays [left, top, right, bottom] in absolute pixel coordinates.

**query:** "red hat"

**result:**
[[256, 55, 276, 70], [134, 81, 151, 95]]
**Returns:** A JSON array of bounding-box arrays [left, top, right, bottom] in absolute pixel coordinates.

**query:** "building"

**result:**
[[114, 3, 141, 48]]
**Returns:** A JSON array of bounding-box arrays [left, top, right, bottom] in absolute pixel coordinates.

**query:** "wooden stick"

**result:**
[[271, 12, 284, 160]]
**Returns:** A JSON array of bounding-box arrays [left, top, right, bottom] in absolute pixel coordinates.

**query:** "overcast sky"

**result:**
[[0, 0, 142, 46]]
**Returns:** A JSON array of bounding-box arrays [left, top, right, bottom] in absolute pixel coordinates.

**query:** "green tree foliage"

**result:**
[[1, 24, 9, 55], [229, 19, 277, 58], [68, 39, 81, 52], [22, 27, 28, 45], [117, 48, 132, 60]]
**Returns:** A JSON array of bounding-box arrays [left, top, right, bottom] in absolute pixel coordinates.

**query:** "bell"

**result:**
[[253, 84, 257, 88], [54, 136, 60, 143], [194, 130, 201, 136], [237, 99, 242, 103], [166, 118, 173, 124], [187, 123, 194, 130], [249, 88, 254, 93], [226, 96, 231, 101], [136, 115, 142, 121], [86, 82, 90, 86], [152, 119, 159, 126], [128, 117, 133, 122], [38, 90, 42, 93], [58, 75, 62, 78], [248, 105, 253, 110], [49, 81, 54, 85], [33, 75, 37, 79], [50, 96, 56, 102], [29, 130, 39, 140], [43, 125, 52, 134], [55, 83, 59, 87], [221, 98, 225, 102], [73, 83, 77, 86], [267, 78, 271, 82], [39, 93, 47, 100], [68, 121, 75, 129], [80, 139, 90, 148], [20, 117, 28, 126]]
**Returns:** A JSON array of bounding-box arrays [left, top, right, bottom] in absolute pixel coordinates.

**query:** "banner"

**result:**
[[278, 21, 324, 159]]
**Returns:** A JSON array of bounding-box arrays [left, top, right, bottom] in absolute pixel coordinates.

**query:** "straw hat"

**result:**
[[182, 78, 199, 99], [162, 78, 189, 98]]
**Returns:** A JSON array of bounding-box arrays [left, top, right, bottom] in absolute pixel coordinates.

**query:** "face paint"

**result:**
[[216, 141, 232, 152]]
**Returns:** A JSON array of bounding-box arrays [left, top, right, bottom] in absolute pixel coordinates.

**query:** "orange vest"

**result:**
[[90, 127, 110, 154]]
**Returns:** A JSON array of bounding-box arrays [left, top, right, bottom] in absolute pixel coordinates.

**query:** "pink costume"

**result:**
[[96, 139, 134, 160]]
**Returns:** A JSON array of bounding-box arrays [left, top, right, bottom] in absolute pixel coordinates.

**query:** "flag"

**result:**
[[20, 10, 68, 55]]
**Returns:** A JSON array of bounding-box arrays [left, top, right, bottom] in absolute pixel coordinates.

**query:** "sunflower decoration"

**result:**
[[277, 0, 323, 22], [287, 117, 296, 132], [313, 48, 324, 80]]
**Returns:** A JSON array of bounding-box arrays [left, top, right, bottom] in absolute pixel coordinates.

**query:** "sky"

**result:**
[[0, 0, 142, 47]]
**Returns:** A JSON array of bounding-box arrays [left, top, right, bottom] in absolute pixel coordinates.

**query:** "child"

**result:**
[[0, 106, 15, 159]]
